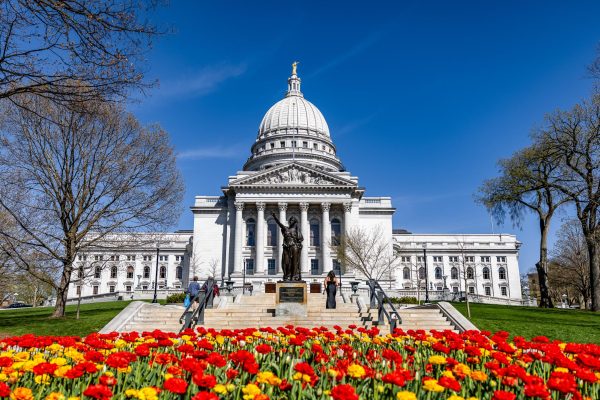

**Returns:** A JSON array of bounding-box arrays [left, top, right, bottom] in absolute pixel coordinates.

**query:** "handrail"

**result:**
[[367, 279, 403, 333], [179, 279, 216, 333]]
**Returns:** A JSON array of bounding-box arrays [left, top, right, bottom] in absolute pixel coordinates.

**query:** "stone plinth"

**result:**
[[275, 282, 307, 317]]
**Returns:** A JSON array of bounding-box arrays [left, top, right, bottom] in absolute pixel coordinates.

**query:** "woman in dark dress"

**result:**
[[324, 270, 339, 309]]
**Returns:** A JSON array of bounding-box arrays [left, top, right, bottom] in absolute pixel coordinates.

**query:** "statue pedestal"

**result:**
[[275, 282, 307, 317]]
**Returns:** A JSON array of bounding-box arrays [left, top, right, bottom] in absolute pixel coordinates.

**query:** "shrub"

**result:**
[[389, 296, 419, 305], [166, 292, 186, 304]]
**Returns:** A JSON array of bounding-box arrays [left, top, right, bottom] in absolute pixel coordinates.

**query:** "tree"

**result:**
[[534, 94, 600, 311], [336, 226, 400, 282], [551, 220, 592, 309], [0, 93, 183, 317], [477, 145, 567, 308], [455, 239, 474, 319], [0, 0, 162, 103]]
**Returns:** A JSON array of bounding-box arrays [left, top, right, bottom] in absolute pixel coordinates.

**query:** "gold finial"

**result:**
[[292, 61, 299, 76]]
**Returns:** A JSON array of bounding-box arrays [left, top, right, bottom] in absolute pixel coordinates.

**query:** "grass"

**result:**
[[0, 301, 145, 337], [451, 302, 600, 344]]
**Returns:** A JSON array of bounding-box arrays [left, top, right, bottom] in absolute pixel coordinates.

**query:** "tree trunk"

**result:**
[[537, 220, 553, 308], [76, 285, 82, 320], [586, 237, 600, 312], [51, 261, 72, 318]]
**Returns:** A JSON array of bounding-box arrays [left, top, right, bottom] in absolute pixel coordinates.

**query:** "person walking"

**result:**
[[187, 276, 201, 311], [324, 270, 339, 309]]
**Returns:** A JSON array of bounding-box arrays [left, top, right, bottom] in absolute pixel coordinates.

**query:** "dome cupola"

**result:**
[[243, 63, 342, 172]]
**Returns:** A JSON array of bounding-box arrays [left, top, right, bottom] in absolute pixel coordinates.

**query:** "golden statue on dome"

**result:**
[[292, 61, 299, 75]]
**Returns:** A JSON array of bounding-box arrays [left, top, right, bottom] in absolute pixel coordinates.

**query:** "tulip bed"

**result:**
[[0, 326, 599, 400]]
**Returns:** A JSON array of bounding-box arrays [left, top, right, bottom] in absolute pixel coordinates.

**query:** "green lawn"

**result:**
[[452, 302, 600, 344], [0, 301, 138, 337]]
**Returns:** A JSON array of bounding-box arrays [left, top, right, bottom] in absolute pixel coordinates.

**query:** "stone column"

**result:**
[[343, 201, 352, 237], [321, 202, 331, 273], [255, 202, 266, 274], [299, 202, 309, 275], [233, 201, 244, 274], [277, 202, 287, 273]]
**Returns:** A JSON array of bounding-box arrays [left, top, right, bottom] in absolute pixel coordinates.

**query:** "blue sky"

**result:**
[[131, 1, 600, 274]]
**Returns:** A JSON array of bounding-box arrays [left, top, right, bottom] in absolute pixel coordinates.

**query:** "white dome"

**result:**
[[258, 96, 330, 138]]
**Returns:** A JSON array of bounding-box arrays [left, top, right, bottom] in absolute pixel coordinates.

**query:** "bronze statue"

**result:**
[[271, 212, 303, 281]]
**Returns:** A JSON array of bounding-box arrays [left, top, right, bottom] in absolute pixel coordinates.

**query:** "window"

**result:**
[[110, 266, 117, 279], [322, 145, 326, 150], [418, 267, 425, 280], [497, 256, 506, 263], [481, 256, 491, 263], [331, 218, 341, 245], [465, 256, 475, 263], [78, 255, 87, 261], [268, 259, 276, 275], [485, 286, 491, 296], [159, 266, 166, 279], [451, 267, 458, 280], [126, 255, 135, 261], [449, 256, 458, 263], [142, 285, 148, 290], [270, 143, 275, 149], [93, 285, 99, 295], [309, 219, 320, 246], [109, 255, 118, 261], [175, 255, 183, 262], [498, 267, 507, 280], [333, 260, 342, 275], [176, 266, 182, 279], [280, 141, 285, 148], [267, 220, 278, 246], [483, 267, 490, 280], [452, 286, 458, 293], [311, 259, 319, 275], [501, 286, 508, 296], [126, 285, 132, 292], [159, 255, 168, 261], [94, 255, 102, 261], [76, 286, 81, 295], [246, 218, 256, 246], [109, 285, 115, 293], [143, 255, 151, 261], [433, 256, 443, 263], [468, 286, 475, 294], [143, 266, 150, 279], [245, 259, 254, 275], [434, 267, 442, 279], [403, 267, 410, 280], [400, 256, 411, 263], [417, 256, 425, 263], [467, 267, 474, 280], [291, 140, 297, 147], [303, 141, 308, 148], [313, 143, 318, 149], [437, 286, 443, 291], [94, 266, 101, 279]]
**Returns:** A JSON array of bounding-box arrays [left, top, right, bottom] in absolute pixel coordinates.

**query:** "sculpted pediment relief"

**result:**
[[231, 163, 355, 187]]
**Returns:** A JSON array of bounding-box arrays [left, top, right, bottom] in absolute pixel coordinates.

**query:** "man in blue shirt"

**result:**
[[187, 276, 201, 310]]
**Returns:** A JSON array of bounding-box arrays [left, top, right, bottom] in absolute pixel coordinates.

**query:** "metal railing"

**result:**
[[367, 279, 402, 333], [179, 279, 217, 333]]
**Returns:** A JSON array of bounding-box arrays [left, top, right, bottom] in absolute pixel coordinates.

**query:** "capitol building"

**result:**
[[68, 66, 523, 304]]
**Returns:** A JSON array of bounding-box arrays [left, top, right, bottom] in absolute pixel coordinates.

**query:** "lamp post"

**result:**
[[242, 259, 246, 294], [422, 244, 429, 302], [152, 245, 160, 303]]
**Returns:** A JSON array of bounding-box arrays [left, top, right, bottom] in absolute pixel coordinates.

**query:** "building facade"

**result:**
[[68, 66, 522, 303]]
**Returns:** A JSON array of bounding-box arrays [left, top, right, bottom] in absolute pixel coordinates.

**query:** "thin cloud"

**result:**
[[307, 31, 383, 78], [177, 145, 244, 160], [156, 63, 247, 99], [335, 112, 379, 136]]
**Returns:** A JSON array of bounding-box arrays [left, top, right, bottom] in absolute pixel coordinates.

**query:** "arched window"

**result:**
[[94, 266, 101, 279], [127, 266, 134, 279], [418, 267, 425, 280], [331, 218, 341, 245], [434, 267, 442, 279], [246, 218, 256, 246], [483, 267, 490, 280], [176, 266, 182, 279], [310, 218, 320, 246], [451, 267, 458, 280], [403, 267, 410, 280], [267, 219, 277, 246], [467, 267, 474, 280], [110, 266, 118, 279], [499, 267, 507, 280], [143, 266, 150, 279], [159, 266, 166, 279]]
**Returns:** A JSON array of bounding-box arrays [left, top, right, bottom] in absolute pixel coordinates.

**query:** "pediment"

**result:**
[[230, 163, 356, 188]]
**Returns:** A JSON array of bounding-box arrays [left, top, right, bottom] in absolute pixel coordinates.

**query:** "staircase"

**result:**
[[360, 305, 458, 332], [120, 303, 185, 333]]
